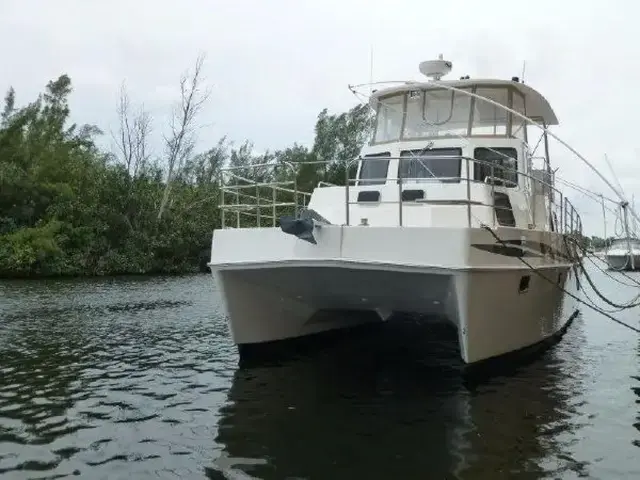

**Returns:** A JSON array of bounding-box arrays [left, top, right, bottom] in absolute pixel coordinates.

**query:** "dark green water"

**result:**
[[0, 266, 638, 479]]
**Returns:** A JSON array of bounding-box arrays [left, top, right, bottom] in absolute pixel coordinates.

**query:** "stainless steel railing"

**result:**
[[341, 155, 581, 235], [219, 161, 329, 228], [218, 155, 582, 236]]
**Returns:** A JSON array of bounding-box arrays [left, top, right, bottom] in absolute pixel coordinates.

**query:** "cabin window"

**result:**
[[374, 95, 404, 143], [404, 89, 471, 139], [358, 152, 390, 185], [399, 148, 462, 183], [471, 88, 510, 136], [357, 190, 381, 202], [493, 192, 516, 226], [474, 147, 518, 187]]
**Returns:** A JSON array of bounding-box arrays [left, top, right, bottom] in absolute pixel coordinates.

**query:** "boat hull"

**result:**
[[210, 226, 580, 364], [605, 254, 640, 271]]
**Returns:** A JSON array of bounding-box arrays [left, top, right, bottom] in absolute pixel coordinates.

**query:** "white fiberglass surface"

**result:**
[[609, 238, 640, 250]]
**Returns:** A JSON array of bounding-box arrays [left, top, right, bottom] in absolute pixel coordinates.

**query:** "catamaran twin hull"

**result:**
[[210, 225, 580, 365]]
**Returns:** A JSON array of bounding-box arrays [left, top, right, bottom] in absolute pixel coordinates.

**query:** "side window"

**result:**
[[358, 152, 390, 185], [399, 148, 462, 183], [373, 95, 404, 143], [474, 147, 518, 187]]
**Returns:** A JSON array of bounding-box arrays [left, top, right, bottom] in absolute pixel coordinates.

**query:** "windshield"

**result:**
[[404, 89, 471, 139], [372, 86, 522, 143]]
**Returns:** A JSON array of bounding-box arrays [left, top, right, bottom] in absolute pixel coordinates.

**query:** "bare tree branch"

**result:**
[[131, 105, 152, 178], [111, 82, 152, 178], [157, 53, 211, 222]]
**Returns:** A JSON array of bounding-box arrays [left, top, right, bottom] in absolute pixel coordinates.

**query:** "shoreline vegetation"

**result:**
[[0, 56, 373, 279]]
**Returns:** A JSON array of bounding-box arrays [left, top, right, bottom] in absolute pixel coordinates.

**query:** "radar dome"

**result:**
[[419, 54, 452, 81]]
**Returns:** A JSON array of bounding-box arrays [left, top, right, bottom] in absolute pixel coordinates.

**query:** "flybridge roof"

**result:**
[[369, 78, 558, 126]]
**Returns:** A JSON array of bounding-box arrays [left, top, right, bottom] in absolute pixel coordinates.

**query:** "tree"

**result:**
[[0, 65, 375, 278], [1, 87, 15, 125], [157, 54, 210, 222], [0, 75, 106, 276], [311, 103, 374, 185], [112, 82, 152, 179]]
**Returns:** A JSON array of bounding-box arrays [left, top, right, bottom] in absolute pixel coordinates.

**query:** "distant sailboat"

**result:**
[[605, 197, 640, 270], [605, 237, 640, 270]]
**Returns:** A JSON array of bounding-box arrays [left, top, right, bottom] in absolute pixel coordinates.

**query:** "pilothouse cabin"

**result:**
[[307, 56, 561, 231]]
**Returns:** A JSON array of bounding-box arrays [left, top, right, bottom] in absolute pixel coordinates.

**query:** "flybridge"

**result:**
[[368, 57, 558, 145]]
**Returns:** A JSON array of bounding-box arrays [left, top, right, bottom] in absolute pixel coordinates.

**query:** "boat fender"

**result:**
[[280, 216, 317, 244]]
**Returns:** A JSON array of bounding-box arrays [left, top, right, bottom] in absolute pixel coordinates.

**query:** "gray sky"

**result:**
[[0, 0, 636, 235]]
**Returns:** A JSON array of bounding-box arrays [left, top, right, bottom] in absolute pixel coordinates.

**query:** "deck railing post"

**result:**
[[466, 156, 471, 228], [256, 185, 261, 227], [559, 194, 563, 233], [397, 157, 403, 227], [235, 188, 240, 228], [272, 186, 276, 227], [547, 174, 553, 234], [345, 162, 350, 226], [220, 173, 226, 229], [491, 163, 496, 228], [293, 178, 299, 217], [570, 204, 575, 234]]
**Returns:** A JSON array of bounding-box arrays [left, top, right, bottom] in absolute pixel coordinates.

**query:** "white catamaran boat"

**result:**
[[605, 237, 640, 270], [209, 56, 582, 364]]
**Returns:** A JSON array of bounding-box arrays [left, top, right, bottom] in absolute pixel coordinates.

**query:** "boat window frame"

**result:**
[[398, 147, 463, 184], [473, 147, 519, 189], [357, 151, 392, 185], [371, 94, 406, 144], [370, 84, 527, 145]]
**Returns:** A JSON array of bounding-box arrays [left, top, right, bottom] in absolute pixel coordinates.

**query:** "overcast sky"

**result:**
[[0, 0, 637, 235]]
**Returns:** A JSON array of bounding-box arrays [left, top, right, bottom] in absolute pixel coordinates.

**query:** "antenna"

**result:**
[[521, 61, 526, 84]]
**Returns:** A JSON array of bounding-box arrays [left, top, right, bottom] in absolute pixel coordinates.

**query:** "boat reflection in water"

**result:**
[[210, 316, 587, 479]]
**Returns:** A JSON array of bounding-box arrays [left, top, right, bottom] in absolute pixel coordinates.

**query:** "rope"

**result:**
[[588, 251, 640, 288], [479, 225, 640, 334], [574, 249, 640, 310]]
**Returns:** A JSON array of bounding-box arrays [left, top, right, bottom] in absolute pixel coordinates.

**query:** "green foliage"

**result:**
[[0, 74, 374, 278], [588, 236, 616, 250]]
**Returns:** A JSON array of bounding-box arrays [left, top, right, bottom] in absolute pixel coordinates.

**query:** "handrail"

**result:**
[[343, 154, 580, 234], [217, 155, 582, 236], [219, 160, 334, 228]]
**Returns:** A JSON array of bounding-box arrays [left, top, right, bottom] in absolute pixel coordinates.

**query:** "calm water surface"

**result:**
[[0, 266, 638, 479]]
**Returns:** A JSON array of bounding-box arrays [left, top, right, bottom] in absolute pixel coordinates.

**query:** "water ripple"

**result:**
[[0, 268, 638, 479]]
